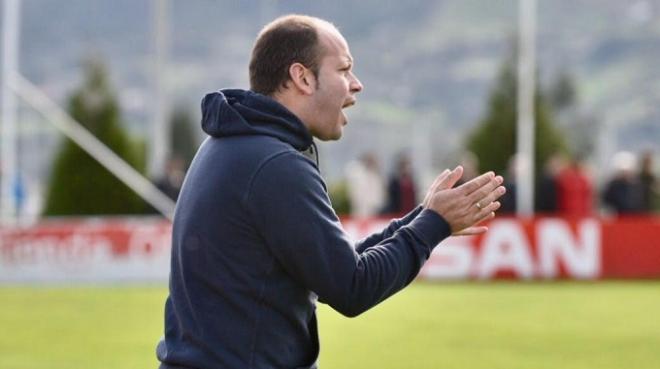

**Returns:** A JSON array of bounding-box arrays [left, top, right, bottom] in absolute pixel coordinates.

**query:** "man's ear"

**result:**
[[288, 63, 316, 95]]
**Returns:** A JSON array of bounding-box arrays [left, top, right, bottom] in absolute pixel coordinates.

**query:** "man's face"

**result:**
[[306, 29, 363, 141]]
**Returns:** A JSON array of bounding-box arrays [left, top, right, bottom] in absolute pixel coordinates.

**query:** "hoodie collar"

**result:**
[[200, 89, 313, 151]]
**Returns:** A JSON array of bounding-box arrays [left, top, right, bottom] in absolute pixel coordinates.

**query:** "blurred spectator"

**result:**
[[12, 174, 26, 218], [499, 155, 519, 214], [382, 153, 417, 216], [639, 150, 658, 212], [155, 157, 186, 201], [345, 152, 385, 218], [535, 153, 565, 213], [556, 156, 593, 216], [602, 151, 644, 214]]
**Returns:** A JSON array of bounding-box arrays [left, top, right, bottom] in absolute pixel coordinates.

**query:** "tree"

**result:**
[[328, 180, 351, 216], [549, 69, 577, 112], [548, 69, 599, 159], [466, 54, 567, 178], [43, 60, 147, 215], [168, 106, 199, 167]]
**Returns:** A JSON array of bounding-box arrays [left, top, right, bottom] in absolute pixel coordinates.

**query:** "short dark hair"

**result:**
[[249, 15, 326, 96]]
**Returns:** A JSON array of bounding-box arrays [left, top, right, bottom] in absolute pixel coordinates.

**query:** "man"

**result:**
[[345, 152, 385, 218], [603, 151, 644, 214], [382, 153, 418, 216], [157, 14, 505, 369], [639, 150, 657, 212]]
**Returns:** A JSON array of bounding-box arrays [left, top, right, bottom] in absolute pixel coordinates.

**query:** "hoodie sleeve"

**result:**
[[354, 206, 423, 254], [246, 152, 450, 317]]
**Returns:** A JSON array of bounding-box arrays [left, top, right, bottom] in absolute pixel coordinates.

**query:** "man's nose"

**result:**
[[350, 73, 363, 93]]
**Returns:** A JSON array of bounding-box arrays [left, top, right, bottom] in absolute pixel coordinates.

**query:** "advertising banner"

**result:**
[[1, 216, 659, 282]]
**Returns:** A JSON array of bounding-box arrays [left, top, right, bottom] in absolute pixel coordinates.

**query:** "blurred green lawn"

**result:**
[[1, 281, 659, 369]]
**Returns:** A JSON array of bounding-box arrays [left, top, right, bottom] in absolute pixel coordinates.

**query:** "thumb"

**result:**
[[437, 165, 464, 190], [430, 169, 451, 191], [453, 226, 488, 236]]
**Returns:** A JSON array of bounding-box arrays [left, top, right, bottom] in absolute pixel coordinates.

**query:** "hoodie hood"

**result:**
[[201, 89, 313, 151]]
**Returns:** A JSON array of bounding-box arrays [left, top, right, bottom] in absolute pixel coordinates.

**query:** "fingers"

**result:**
[[456, 171, 494, 196], [467, 176, 505, 206], [429, 168, 505, 236], [423, 169, 451, 208], [453, 226, 489, 236], [477, 184, 506, 209], [473, 201, 500, 223], [454, 201, 499, 235], [438, 166, 463, 191], [430, 169, 450, 191]]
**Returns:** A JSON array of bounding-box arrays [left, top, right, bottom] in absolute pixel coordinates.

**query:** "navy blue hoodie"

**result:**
[[157, 89, 451, 369]]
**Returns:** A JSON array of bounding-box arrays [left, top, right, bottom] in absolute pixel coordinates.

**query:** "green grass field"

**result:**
[[1, 281, 659, 369]]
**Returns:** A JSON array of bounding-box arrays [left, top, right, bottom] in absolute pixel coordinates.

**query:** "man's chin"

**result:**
[[320, 133, 342, 141], [332, 125, 345, 140], [315, 129, 343, 142]]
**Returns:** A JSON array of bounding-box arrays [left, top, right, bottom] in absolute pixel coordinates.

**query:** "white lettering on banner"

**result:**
[[420, 218, 602, 279], [476, 220, 535, 279], [0, 217, 604, 283], [537, 219, 600, 279], [1, 234, 111, 265], [0, 222, 172, 283], [343, 219, 390, 244], [420, 236, 473, 279]]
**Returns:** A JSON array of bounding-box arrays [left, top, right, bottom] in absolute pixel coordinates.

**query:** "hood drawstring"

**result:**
[[300, 141, 319, 168]]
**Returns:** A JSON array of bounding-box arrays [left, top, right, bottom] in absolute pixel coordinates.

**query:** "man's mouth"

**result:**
[[342, 99, 356, 109], [341, 110, 349, 126]]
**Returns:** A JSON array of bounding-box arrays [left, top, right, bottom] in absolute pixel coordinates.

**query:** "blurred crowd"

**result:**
[[149, 149, 658, 219], [342, 150, 659, 218], [344, 152, 418, 219], [154, 157, 187, 202]]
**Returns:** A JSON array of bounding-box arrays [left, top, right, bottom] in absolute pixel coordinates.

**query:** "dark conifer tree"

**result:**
[[44, 60, 146, 215]]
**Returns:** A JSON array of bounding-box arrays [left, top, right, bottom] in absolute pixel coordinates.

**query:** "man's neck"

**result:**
[[271, 91, 312, 133]]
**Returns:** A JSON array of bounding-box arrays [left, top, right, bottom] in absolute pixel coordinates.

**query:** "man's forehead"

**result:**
[[318, 27, 353, 62]]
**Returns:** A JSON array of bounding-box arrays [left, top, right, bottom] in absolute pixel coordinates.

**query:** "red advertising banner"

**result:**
[[0, 218, 172, 283], [350, 216, 660, 280], [0, 216, 659, 282]]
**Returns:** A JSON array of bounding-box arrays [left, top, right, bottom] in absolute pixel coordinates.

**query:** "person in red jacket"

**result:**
[[556, 156, 593, 216]]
